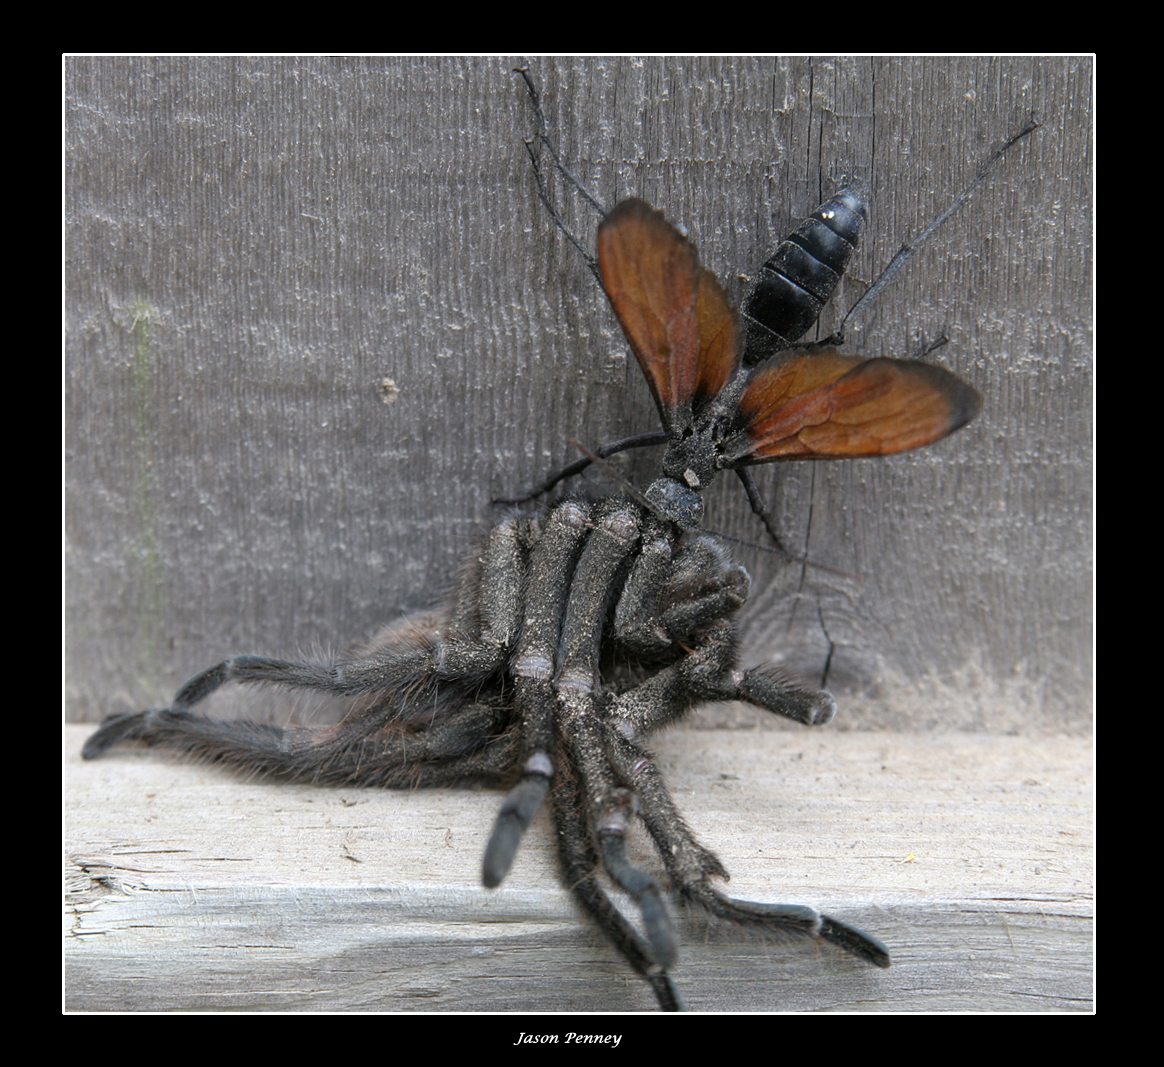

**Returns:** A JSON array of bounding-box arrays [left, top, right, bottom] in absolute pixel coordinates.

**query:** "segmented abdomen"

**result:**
[[742, 187, 868, 364]]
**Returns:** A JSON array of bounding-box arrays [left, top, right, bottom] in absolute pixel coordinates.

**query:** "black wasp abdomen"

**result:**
[[742, 188, 869, 365]]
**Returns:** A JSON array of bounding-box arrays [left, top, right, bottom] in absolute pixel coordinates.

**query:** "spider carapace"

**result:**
[[83, 117, 1032, 1009]]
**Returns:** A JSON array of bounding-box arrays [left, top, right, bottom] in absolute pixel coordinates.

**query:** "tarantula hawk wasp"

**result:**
[[82, 77, 1037, 1010], [507, 67, 1039, 558]]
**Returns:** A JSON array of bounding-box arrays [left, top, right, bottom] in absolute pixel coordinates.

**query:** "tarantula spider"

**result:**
[[83, 495, 888, 1011]]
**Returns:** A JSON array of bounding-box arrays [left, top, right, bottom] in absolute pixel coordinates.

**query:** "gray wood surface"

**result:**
[[64, 57, 1094, 1015], [65, 56, 1092, 729], [67, 724, 1092, 1013]]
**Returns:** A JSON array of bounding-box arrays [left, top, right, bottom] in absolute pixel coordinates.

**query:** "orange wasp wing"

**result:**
[[597, 199, 738, 434], [732, 351, 982, 461]]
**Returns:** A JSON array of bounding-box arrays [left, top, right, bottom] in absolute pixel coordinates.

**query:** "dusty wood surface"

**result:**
[[67, 723, 1093, 1013], [65, 57, 1093, 732]]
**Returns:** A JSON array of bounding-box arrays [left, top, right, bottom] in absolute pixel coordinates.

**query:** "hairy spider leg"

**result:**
[[480, 499, 886, 1008], [482, 501, 680, 977], [551, 752, 686, 1011], [598, 542, 890, 969], [482, 500, 591, 886]]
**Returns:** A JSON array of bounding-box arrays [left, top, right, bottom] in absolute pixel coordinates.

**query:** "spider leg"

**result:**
[[81, 709, 160, 758], [165, 632, 511, 712], [598, 716, 890, 969], [596, 788, 675, 967], [678, 882, 890, 968], [551, 742, 685, 1012], [619, 617, 836, 728], [162, 519, 544, 715], [616, 529, 750, 654], [84, 516, 543, 779], [482, 500, 688, 1006], [555, 504, 685, 995], [83, 687, 519, 788], [563, 701, 676, 970], [601, 530, 889, 970], [83, 521, 544, 786], [485, 499, 665, 885], [481, 678, 555, 887], [600, 722, 729, 884], [483, 501, 590, 885], [613, 530, 836, 728]]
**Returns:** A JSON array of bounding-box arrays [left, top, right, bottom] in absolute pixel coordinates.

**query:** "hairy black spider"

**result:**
[[82, 73, 1037, 1011], [85, 496, 876, 1011]]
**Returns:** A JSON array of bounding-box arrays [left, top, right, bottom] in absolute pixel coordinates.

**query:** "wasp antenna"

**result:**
[[514, 67, 608, 221], [515, 67, 607, 285]]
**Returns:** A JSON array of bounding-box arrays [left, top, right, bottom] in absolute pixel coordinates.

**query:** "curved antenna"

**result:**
[[515, 66, 607, 285]]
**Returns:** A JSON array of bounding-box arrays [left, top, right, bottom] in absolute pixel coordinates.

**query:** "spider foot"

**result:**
[[819, 913, 892, 968], [681, 881, 891, 969], [596, 788, 676, 969], [483, 753, 553, 888], [648, 969, 686, 1012], [737, 666, 836, 725], [81, 710, 154, 759]]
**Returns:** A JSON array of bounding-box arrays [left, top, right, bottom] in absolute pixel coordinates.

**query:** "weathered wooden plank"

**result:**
[[67, 725, 1093, 1012]]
